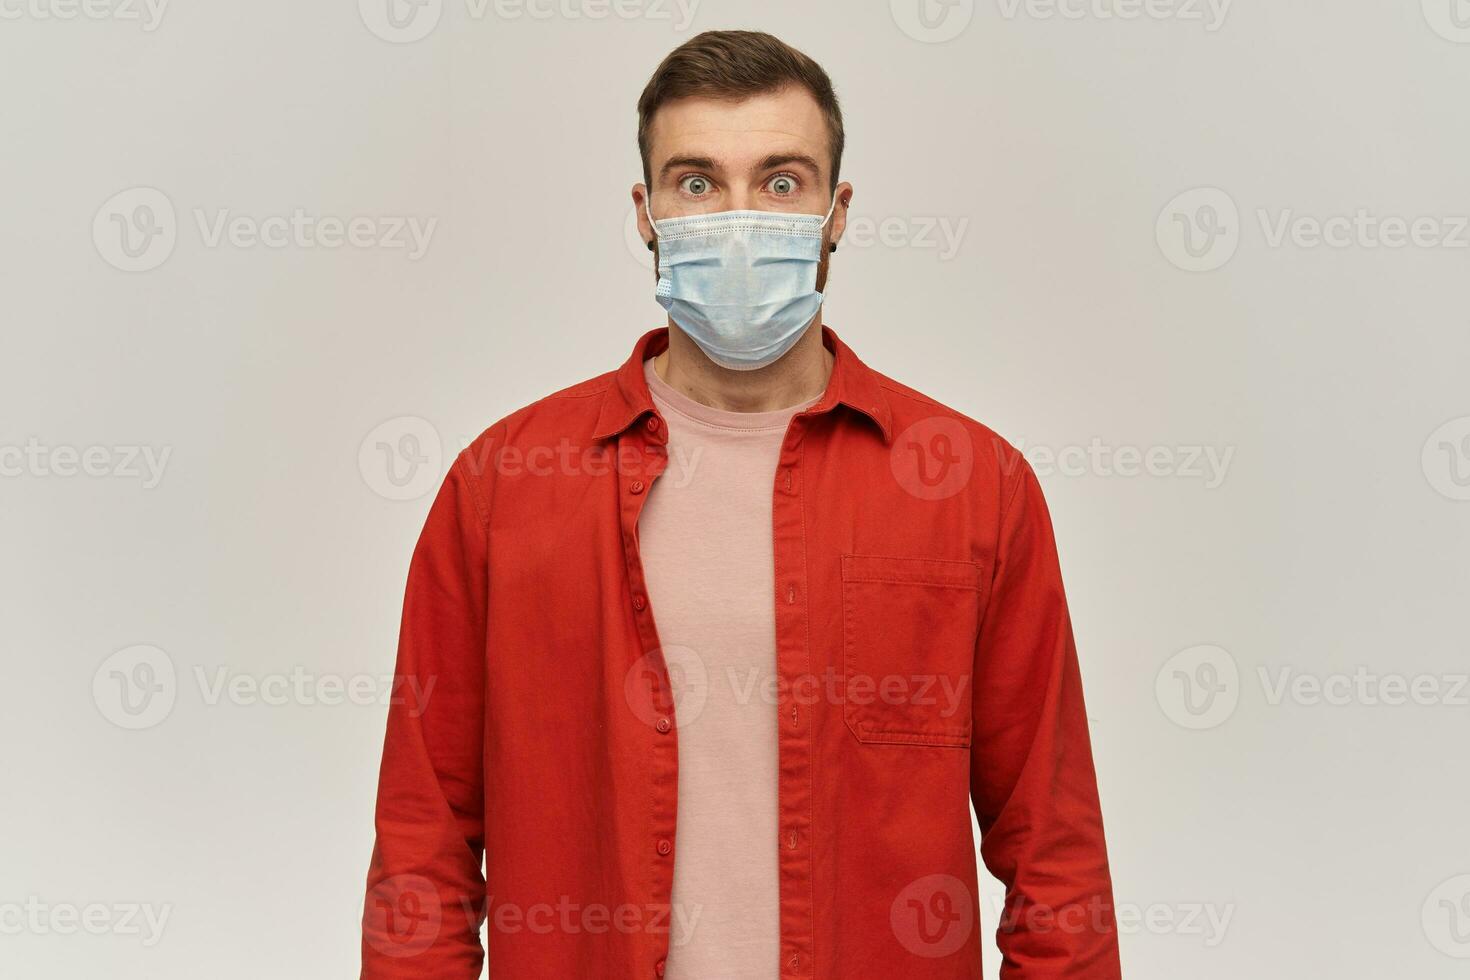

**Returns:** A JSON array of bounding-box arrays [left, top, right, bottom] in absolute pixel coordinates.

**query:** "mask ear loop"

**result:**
[[822, 192, 841, 253], [643, 193, 657, 251], [821, 192, 840, 228]]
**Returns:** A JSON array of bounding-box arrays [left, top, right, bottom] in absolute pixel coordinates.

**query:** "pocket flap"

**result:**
[[841, 554, 983, 591]]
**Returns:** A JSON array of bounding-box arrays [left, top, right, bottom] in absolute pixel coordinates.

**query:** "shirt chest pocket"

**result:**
[[841, 554, 984, 748]]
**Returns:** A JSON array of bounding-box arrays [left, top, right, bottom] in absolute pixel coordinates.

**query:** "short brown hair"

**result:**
[[637, 31, 845, 193]]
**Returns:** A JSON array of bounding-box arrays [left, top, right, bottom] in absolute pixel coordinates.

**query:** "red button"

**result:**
[[645, 416, 660, 433], [655, 717, 671, 734], [630, 480, 645, 494], [632, 595, 646, 611], [655, 960, 666, 976], [656, 839, 672, 856]]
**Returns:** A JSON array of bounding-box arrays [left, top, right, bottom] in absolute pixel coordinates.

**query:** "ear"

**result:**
[[829, 182, 854, 248], [632, 184, 655, 250]]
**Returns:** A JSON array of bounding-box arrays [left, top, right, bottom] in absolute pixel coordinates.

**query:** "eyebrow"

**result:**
[[658, 156, 718, 181], [657, 152, 826, 183], [754, 153, 823, 178]]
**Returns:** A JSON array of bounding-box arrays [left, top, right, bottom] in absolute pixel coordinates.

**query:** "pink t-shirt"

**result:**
[[637, 357, 818, 979]]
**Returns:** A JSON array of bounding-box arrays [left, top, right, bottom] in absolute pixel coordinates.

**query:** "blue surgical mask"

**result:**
[[645, 195, 838, 371]]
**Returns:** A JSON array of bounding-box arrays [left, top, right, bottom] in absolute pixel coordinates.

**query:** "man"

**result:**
[[362, 30, 1121, 980]]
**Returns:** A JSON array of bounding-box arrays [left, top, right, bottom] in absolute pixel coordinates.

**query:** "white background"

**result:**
[[3, 0, 1470, 977]]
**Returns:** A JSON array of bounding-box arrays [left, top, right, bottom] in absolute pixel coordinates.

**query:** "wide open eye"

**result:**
[[679, 175, 712, 196], [768, 174, 797, 196]]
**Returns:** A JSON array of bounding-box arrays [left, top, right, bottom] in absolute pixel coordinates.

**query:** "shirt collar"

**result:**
[[593, 326, 893, 444]]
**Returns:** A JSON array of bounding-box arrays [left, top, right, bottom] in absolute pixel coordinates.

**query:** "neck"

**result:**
[[654, 321, 834, 413]]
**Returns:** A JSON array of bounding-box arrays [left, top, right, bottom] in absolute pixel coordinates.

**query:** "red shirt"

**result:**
[[362, 327, 1121, 979]]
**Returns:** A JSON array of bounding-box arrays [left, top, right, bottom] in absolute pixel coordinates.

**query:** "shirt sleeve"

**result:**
[[971, 457, 1122, 979], [362, 451, 489, 979]]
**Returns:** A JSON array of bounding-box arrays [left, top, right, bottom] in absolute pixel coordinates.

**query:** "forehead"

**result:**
[[646, 86, 830, 175]]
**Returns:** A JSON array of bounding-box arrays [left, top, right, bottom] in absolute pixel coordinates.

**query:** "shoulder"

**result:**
[[465, 369, 615, 449], [450, 367, 621, 489], [872, 369, 1029, 489]]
